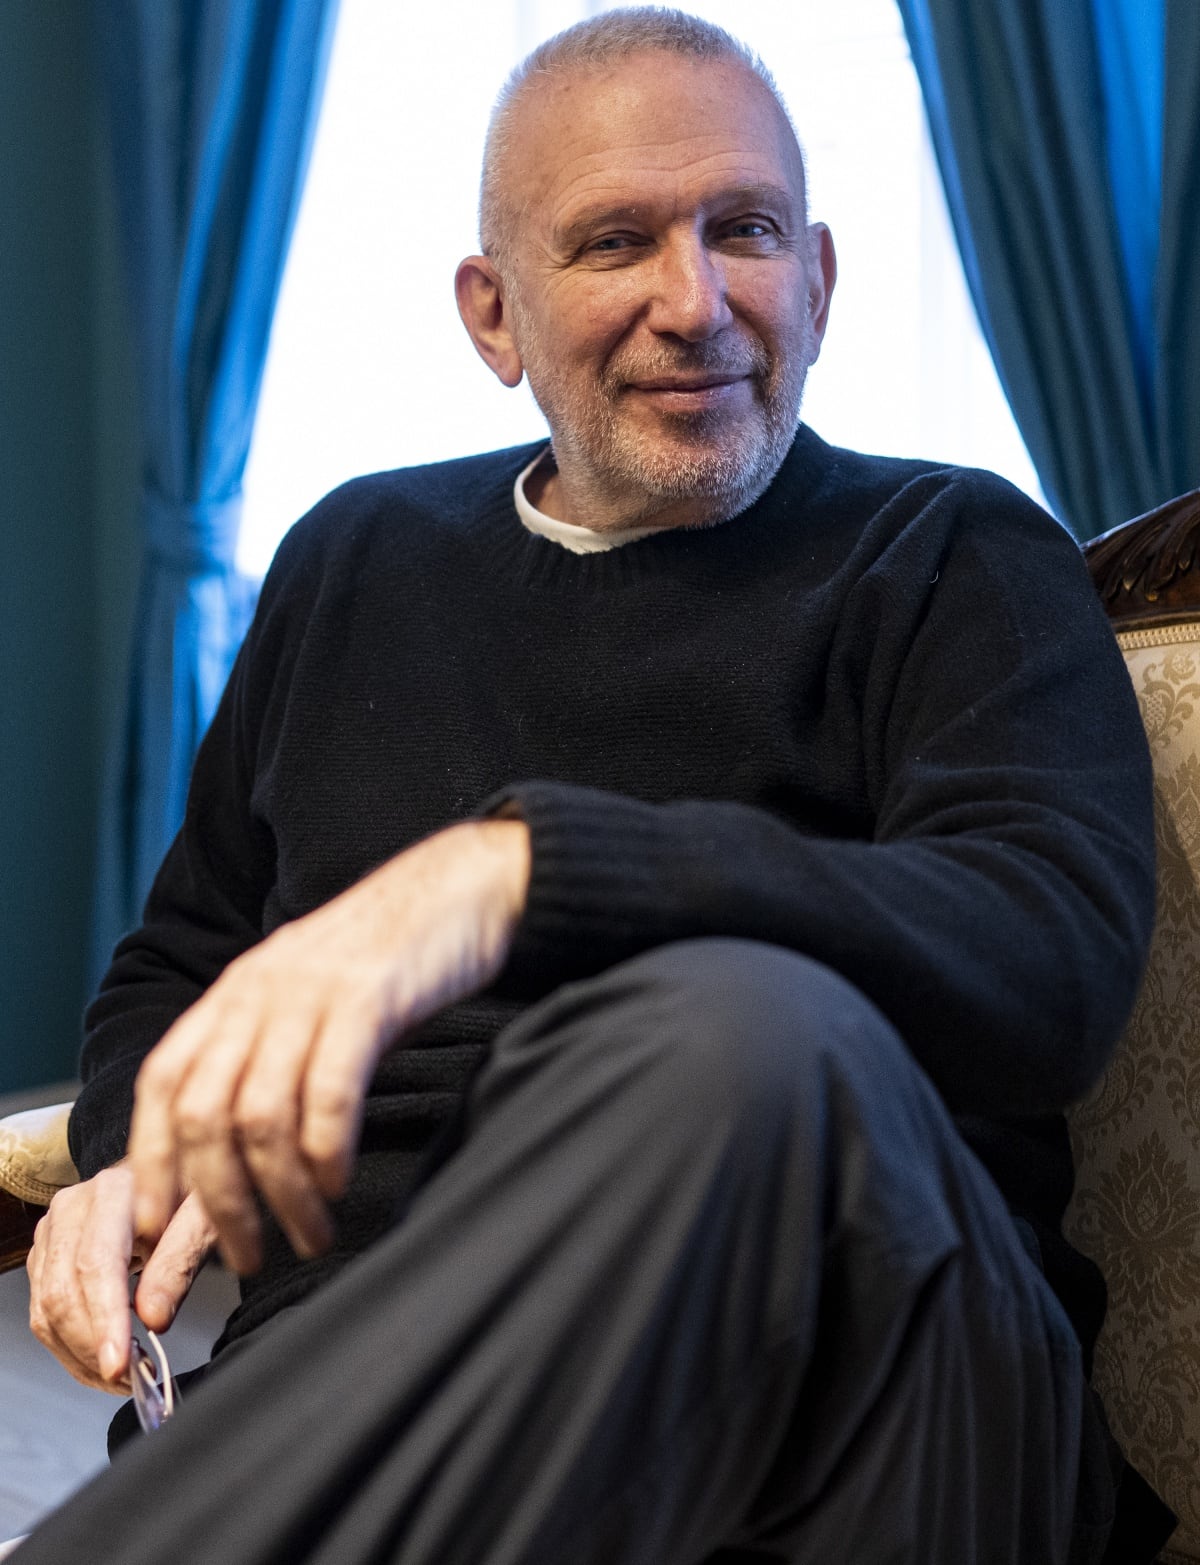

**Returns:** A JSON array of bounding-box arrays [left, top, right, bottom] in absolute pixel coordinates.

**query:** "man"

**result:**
[[19, 9, 1173, 1562]]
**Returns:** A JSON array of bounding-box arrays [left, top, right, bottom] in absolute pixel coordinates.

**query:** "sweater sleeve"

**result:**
[[68, 559, 291, 1180], [484, 494, 1156, 1120]]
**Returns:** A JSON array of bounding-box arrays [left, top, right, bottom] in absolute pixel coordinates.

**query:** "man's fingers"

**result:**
[[177, 1128, 265, 1275], [125, 834, 510, 1275], [233, 1011, 334, 1259], [163, 993, 328, 1269], [27, 1173, 134, 1388], [132, 992, 270, 1267], [299, 1008, 382, 1202], [135, 1191, 218, 1331], [128, 1002, 218, 1240], [74, 1169, 139, 1380], [33, 1312, 131, 1395]]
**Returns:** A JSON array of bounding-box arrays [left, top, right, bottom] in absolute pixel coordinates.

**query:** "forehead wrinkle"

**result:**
[[546, 139, 799, 219], [497, 56, 809, 267], [547, 121, 792, 180]]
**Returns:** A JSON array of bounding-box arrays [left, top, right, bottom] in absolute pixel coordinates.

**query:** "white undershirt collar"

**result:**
[[513, 448, 658, 554]]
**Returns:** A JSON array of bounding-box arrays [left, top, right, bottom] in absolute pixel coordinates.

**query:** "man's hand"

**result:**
[[27, 1164, 217, 1391], [127, 819, 531, 1274]]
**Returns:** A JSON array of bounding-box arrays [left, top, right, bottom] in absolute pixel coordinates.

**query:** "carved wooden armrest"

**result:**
[[1085, 488, 1200, 626], [0, 1103, 77, 1275]]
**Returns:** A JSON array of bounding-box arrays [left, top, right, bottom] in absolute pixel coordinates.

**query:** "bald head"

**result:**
[[479, 7, 809, 277]]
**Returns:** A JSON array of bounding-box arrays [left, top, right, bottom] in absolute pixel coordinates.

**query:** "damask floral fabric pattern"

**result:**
[[1066, 628, 1200, 1559]]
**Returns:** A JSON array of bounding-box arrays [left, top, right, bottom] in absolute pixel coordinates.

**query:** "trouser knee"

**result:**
[[485, 939, 943, 1212], [610, 937, 905, 1129]]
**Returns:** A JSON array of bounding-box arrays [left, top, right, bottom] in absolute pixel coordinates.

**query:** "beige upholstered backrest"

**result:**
[[1064, 626, 1200, 1560]]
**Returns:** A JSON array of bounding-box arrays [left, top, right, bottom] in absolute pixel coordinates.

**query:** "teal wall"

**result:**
[[0, 5, 139, 1092]]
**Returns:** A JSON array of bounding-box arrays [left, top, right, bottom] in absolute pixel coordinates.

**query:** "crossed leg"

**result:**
[[15, 940, 1101, 1564]]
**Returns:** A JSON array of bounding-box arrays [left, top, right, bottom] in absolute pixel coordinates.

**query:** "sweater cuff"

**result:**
[[68, 1054, 142, 1180], [479, 780, 695, 997]]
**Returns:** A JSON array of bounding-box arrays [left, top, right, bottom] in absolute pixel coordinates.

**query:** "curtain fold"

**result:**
[[91, 0, 340, 981], [896, 0, 1200, 541], [1156, 2, 1200, 493]]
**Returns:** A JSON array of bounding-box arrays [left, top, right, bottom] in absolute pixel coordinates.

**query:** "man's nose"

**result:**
[[644, 235, 733, 341]]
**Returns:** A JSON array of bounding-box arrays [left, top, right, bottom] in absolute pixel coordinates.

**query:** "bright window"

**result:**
[[239, 0, 1046, 577]]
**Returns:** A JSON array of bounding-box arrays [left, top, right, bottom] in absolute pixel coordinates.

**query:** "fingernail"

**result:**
[[99, 1341, 122, 1379]]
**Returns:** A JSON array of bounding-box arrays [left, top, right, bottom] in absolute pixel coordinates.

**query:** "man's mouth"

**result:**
[[625, 374, 751, 411], [630, 374, 743, 392]]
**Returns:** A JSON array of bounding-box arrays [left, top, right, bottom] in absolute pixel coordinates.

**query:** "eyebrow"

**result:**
[[553, 182, 800, 253]]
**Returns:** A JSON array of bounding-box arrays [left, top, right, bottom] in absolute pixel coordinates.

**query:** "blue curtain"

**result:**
[[896, 0, 1200, 540], [91, 0, 340, 980]]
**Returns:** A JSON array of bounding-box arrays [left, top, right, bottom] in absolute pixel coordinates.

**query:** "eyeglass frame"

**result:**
[[128, 1321, 177, 1433]]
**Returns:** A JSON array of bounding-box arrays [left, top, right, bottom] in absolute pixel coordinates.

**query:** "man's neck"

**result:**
[[527, 453, 734, 537]]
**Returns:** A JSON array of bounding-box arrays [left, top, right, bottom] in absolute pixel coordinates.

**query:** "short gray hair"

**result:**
[[479, 7, 807, 271]]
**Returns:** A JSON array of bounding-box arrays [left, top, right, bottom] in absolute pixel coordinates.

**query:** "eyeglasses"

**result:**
[[128, 1321, 177, 1433]]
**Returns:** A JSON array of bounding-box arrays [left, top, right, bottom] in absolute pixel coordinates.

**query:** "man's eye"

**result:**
[[589, 235, 633, 253], [726, 221, 772, 239]]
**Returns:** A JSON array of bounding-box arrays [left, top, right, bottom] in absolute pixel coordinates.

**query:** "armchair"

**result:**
[[2, 490, 1199, 1559], [0, 1103, 74, 1273], [1064, 489, 1200, 1561]]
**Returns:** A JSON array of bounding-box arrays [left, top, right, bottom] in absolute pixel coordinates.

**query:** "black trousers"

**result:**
[[18, 941, 1117, 1564]]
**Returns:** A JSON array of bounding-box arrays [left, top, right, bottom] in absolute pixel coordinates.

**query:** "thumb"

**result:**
[[133, 1191, 219, 1332]]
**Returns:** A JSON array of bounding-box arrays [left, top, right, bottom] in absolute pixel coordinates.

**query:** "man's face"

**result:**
[[481, 52, 833, 529]]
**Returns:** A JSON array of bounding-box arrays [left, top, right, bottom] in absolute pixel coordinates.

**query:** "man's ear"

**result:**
[[455, 256, 524, 388], [803, 223, 837, 357]]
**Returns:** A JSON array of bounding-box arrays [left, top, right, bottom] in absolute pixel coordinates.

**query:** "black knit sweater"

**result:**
[[71, 426, 1155, 1360]]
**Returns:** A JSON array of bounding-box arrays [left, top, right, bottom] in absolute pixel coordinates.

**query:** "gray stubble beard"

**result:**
[[510, 292, 817, 530]]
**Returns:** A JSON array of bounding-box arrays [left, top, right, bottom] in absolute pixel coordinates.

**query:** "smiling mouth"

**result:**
[[630, 375, 744, 393], [623, 377, 751, 416]]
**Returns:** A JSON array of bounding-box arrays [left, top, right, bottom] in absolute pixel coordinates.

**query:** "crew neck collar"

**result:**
[[512, 448, 661, 554]]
